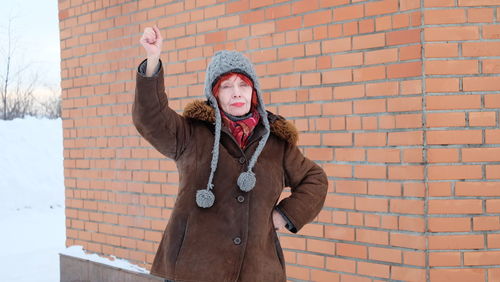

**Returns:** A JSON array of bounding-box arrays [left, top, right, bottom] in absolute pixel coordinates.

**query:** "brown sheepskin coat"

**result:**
[[133, 66, 328, 282]]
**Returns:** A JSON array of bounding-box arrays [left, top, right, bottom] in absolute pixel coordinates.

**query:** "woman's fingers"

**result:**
[[152, 25, 162, 41]]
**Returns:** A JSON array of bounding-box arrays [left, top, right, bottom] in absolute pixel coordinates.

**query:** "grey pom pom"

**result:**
[[196, 189, 215, 208], [237, 171, 256, 192]]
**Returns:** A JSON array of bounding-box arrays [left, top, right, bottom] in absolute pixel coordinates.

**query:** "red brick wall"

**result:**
[[58, 0, 500, 281]]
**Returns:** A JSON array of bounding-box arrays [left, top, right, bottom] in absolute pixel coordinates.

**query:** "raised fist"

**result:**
[[140, 26, 163, 59]]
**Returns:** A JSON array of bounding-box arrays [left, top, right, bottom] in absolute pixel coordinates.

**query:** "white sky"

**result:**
[[0, 0, 61, 98]]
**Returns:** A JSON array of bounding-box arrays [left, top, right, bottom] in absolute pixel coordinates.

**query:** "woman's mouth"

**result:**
[[231, 102, 245, 107]]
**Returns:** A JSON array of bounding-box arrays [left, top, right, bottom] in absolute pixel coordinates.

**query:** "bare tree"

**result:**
[[0, 15, 53, 120], [35, 85, 61, 119]]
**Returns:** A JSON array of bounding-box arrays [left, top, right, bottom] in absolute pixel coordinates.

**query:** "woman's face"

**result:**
[[217, 75, 253, 116]]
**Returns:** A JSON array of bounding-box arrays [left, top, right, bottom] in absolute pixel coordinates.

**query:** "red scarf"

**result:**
[[221, 110, 260, 149]]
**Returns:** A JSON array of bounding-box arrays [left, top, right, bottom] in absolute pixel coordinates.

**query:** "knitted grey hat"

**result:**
[[196, 50, 271, 208]]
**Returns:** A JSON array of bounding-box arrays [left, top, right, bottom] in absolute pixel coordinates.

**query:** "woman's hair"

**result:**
[[212, 72, 258, 109]]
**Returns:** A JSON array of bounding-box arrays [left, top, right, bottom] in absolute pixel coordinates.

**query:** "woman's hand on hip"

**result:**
[[272, 209, 287, 231]]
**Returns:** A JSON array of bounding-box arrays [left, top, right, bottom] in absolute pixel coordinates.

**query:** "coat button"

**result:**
[[233, 237, 242, 245], [238, 157, 246, 164], [237, 195, 245, 203]]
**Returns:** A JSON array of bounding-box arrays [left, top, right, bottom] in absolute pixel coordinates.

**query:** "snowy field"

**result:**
[[0, 117, 149, 281], [0, 117, 65, 281]]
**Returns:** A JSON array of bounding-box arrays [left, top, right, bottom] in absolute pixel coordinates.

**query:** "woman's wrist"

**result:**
[[145, 56, 160, 77]]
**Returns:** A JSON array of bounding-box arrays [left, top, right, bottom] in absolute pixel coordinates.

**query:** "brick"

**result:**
[[387, 61, 422, 78], [358, 261, 390, 278], [469, 8, 494, 23], [355, 132, 386, 146], [365, 81, 399, 97], [486, 129, 500, 144], [486, 165, 500, 179], [333, 52, 363, 67], [425, 43, 459, 58], [365, 0, 398, 17], [389, 166, 424, 180], [369, 246, 402, 264], [430, 269, 485, 282], [429, 252, 462, 267], [354, 99, 386, 114], [292, 0, 319, 14], [368, 181, 401, 196], [355, 197, 388, 212], [354, 165, 386, 179], [334, 84, 364, 99], [459, 0, 500, 6], [427, 112, 466, 128], [333, 4, 364, 21], [306, 238, 334, 253], [265, 4, 291, 19], [429, 199, 483, 214], [427, 130, 483, 145], [386, 29, 420, 45], [366, 148, 400, 163], [322, 69, 352, 84], [473, 216, 500, 231], [392, 266, 426, 282], [353, 33, 385, 49], [322, 38, 351, 53], [304, 10, 332, 27], [388, 131, 423, 146], [337, 243, 367, 259], [462, 42, 500, 57], [429, 234, 484, 250], [325, 226, 355, 241], [483, 59, 500, 74], [463, 148, 500, 162], [426, 60, 478, 75], [365, 49, 398, 65], [425, 26, 479, 41], [463, 77, 500, 91], [387, 97, 422, 112], [401, 79, 422, 95], [483, 24, 500, 39], [428, 148, 460, 163], [353, 65, 386, 81], [251, 22, 275, 36], [326, 257, 355, 273], [487, 199, 500, 213], [426, 95, 481, 110], [390, 199, 424, 214], [275, 16, 301, 33], [429, 217, 471, 232], [464, 251, 500, 266], [489, 234, 500, 248], [311, 269, 340, 282], [428, 182, 452, 197], [425, 9, 466, 24], [456, 182, 500, 197], [426, 78, 459, 93], [305, 148, 333, 161]]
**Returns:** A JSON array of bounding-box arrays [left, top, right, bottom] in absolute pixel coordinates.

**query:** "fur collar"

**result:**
[[183, 100, 298, 145]]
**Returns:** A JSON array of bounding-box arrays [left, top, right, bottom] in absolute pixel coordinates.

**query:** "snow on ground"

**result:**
[[0, 117, 65, 281], [0, 117, 148, 281]]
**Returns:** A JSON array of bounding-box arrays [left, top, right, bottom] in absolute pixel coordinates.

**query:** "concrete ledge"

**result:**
[[60, 253, 163, 282]]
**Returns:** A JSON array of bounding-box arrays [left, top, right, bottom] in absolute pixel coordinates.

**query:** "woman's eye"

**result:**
[[222, 85, 231, 89]]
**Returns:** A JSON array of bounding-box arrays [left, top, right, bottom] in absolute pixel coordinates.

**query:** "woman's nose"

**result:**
[[232, 85, 242, 97]]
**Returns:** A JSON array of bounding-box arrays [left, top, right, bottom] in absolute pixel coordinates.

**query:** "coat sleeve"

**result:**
[[276, 142, 328, 233], [132, 59, 191, 160]]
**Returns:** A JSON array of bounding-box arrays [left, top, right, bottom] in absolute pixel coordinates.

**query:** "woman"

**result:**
[[133, 26, 328, 282]]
